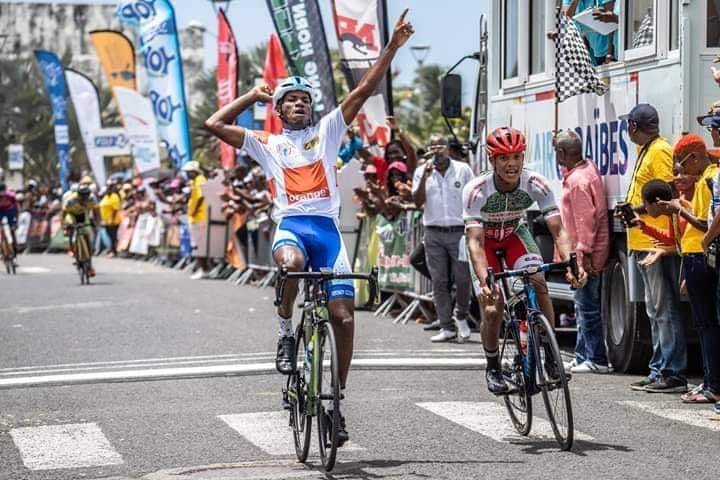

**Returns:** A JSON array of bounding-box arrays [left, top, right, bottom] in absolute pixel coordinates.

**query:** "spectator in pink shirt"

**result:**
[[555, 131, 611, 374]]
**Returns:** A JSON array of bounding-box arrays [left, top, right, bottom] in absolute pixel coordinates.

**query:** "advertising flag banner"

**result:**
[[266, 0, 337, 119], [89, 30, 137, 92], [65, 69, 107, 186], [8, 145, 23, 171], [34, 50, 71, 192], [376, 213, 411, 289], [116, 0, 192, 168], [217, 8, 239, 169], [114, 86, 161, 174], [263, 33, 288, 134], [332, 0, 391, 145]]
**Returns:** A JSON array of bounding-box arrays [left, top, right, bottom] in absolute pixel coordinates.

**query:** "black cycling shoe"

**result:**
[[486, 368, 510, 395], [275, 335, 296, 374], [334, 411, 349, 447]]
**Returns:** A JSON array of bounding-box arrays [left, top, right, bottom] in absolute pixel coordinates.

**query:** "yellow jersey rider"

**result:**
[[62, 177, 98, 276]]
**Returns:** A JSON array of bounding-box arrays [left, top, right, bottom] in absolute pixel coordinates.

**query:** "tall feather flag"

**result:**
[[263, 33, 288, 134]]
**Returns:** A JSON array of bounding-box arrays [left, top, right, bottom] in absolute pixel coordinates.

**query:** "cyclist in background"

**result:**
[[463, 127, 585, 394], [62, 177, 98, 277], [0, 181, 19, 262], [205, 10, 415, 444]]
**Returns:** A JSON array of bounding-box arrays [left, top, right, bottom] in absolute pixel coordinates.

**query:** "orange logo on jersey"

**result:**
[[283, 160, 330, 204]]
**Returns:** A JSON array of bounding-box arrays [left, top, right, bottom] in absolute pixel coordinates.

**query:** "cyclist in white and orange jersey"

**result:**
[[204, 10, 415, 444]]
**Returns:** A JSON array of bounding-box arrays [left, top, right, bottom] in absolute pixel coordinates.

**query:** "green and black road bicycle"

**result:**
[[275, 267, 378, 472]]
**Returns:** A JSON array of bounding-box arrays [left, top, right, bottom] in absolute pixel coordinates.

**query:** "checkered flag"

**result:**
[[555, 11, 608, 103], [631, 13, 654, 49]]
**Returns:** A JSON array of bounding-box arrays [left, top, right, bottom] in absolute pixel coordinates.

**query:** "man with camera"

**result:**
[[621, 104, 687, 393], [412, 134, 474, 343]]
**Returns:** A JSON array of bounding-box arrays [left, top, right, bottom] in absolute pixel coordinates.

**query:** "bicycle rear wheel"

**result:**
[[316, 321, 340, 471], [500, 315, 532, 435], [289, 321, 311, 462], [532, 313, 574, 450]]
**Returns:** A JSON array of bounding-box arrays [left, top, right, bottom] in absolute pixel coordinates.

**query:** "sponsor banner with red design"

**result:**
[[332, 0, 391, 146], [217, 9, 239, 168]]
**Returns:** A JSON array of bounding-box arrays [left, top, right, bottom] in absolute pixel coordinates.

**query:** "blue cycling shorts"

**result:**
[[272, 215, 355, 300], [0, 208, 17, 228]]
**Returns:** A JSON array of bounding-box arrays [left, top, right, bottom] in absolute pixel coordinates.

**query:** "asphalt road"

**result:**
[[0, 255, 717, 480]]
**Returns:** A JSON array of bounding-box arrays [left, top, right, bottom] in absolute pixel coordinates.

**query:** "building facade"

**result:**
[[0, 2, 205, 108]]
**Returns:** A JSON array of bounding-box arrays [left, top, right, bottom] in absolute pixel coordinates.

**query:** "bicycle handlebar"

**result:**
[[486, 252, 579, 290], [274, 267, 379, 307]]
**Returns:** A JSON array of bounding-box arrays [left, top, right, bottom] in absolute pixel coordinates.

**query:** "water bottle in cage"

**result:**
[[304, 334, 313, 378], [519, 320, 528, 355]]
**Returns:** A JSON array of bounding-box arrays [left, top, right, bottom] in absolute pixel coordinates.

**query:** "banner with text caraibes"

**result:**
[[116, 0, 192, 168], [332, 0, 392, 145], [265, 0, 337, 119], [217, 8, 239, 169], [34, 50, 70, 192]]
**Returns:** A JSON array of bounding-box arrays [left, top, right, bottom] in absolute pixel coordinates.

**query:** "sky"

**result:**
[[18, 0, 488, 94]]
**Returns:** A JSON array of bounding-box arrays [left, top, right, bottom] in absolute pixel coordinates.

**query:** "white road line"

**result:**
[[417, 401, 594, 443], [9, 423, 123, 470], [0, 358, 487, 389], [620, 401, 720, 432], [0, 354, 484, 378], [218, 411, 362, 456], [0, 300, 136, 314], [15, 267, 51, 274], [0, 355, 278, 377], [0, 350, 470, 374]]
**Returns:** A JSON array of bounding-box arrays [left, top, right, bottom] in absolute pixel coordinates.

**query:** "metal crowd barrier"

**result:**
[[373, 210, 435, 324], [235, 215, 277, 287]]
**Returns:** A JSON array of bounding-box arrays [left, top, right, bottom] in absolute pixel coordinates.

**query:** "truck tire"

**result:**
[[601, 251, 652, 373]]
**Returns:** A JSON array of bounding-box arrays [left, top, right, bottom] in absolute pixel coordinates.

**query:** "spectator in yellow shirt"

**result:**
[[98, 181, 122, 256], [624, 104, 687, 393], [182, 161, 209, 279], [657, 134, 720, 403]]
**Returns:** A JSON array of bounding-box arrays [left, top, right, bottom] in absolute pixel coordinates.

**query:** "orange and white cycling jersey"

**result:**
[[241, 107, 347, 222]]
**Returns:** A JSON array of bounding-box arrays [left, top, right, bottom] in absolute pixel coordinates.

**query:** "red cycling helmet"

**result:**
[[486, 127, 527, 157]]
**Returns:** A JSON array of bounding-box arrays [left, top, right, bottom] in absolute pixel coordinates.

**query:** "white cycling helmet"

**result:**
[[272, 76, 315, 106]]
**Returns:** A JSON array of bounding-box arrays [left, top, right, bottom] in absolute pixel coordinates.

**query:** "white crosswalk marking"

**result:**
[[218, 411, 363, 456], [620, 401, 720, 432], [417, 401, 594, 443], [9, 423, 123, 470]]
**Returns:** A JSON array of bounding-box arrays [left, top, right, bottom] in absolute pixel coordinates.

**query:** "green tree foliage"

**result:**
[[392, 63, 472, 148], [0, 54, 121, 187]]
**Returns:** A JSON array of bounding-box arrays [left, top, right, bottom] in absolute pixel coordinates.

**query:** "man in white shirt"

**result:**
[[204, 10, 414, 444], [412, 134, 474, 342]]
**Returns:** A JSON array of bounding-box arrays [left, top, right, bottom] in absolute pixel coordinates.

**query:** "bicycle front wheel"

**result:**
[[532, 313, 574, 451], [289, 321, 311, 462], [500, 314, 532, 435], [316, 321, 340, 471]]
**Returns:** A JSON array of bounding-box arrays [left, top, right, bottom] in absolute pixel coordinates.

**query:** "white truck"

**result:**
[[443, 0, 719, 372]]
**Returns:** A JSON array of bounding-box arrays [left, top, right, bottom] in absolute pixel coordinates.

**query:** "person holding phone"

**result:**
[[622, 104, 687, 393], [412, 134, 474, 343]]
